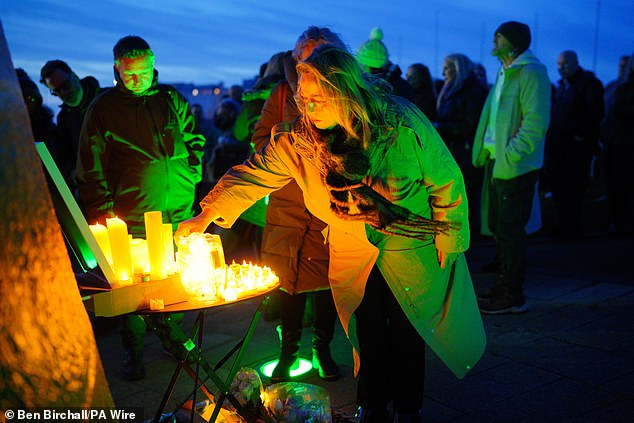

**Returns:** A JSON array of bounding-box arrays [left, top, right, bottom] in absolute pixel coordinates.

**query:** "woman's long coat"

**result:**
[[201, 96, 485, 378]]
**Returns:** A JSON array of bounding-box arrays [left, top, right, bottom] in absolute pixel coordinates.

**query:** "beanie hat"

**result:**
[[356, 27, 389, 69], [495, 21, 531, 54]]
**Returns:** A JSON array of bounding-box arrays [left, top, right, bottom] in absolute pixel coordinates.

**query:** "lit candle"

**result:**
[[162, 223, 175, 275], [223, 287, 238, 302], [177, 232, 216, 302], [106, 217, 133, 283], [144, 211, 166, 280], [208, 234, 226, 270], [129, 238, 150, 275], [89, 223, 113, 265]]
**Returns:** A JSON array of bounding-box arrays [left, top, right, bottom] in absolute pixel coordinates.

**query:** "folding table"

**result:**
[[140, 289, 277, 423]]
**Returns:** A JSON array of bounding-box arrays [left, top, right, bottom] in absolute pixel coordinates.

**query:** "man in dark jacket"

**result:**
[[77, 35, 204, 380], [545, 50, 604, 240], [40, 60, 102, 195]]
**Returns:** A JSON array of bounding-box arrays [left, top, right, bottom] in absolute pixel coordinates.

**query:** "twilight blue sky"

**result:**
[[2, 0, 633, 108]]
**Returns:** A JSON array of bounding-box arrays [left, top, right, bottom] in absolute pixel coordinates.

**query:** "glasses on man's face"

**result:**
[[49, 78, 72, 97]]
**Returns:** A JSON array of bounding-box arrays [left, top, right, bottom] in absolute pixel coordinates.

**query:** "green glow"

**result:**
[[85, 257, 98, 269], [259, 358, 313, 379], [183, 339, 195, 352]]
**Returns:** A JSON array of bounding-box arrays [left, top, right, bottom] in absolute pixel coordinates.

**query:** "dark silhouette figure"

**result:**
[[16, 68, 56, 150], [40, 60, 102, 196], [604, 53, 634, 234], [545, 50, 604, 240], [434, 54, 487, 237], [406, 63, 437, 120]]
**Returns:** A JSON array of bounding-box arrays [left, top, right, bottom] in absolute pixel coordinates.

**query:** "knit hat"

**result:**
[[356, 27, 389, 69], [495, 21, 531, 54]]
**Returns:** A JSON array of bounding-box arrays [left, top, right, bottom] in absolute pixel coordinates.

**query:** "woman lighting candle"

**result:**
[[176, 45, 485, 421]]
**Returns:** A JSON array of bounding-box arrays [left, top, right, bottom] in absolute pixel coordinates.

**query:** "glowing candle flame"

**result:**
[[176, 233, 278, 303]]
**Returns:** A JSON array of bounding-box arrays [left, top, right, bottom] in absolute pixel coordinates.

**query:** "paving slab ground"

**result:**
[[94, 226, 634, 422]]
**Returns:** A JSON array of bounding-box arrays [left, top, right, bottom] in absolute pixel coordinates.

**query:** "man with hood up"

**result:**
[[77, 35, 204, 380], [472, 21, 551, 314]]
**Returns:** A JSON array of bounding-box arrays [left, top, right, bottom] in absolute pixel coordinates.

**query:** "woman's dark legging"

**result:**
[[355, 266, 426, 413]]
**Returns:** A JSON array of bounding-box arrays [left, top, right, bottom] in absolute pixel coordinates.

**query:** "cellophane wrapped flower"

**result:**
[[220, 371, 332, 422], [261, 382, 332, 423], [223, 367, 267, 422]]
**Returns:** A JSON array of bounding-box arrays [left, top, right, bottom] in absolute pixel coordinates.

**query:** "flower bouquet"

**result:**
[[222, 367, 270, 422], [261, 382, 332, 423], [221, 369, 332, 422]]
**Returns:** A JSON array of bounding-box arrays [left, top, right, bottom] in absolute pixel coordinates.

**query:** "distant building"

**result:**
[[171, 74, 258, 118], [170, 83, 225, 119]]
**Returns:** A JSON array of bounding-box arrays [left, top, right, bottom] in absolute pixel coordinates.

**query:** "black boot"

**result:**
[[312, 328, 339, 381], [122, 350, 145, 381], [270, 326, 301, 383], [393, 411, 422, 423]]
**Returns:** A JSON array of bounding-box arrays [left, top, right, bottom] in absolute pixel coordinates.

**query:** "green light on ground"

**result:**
[[259, 358, 313, 379]]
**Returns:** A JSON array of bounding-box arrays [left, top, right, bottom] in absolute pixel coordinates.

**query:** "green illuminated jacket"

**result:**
[[472, 50, 551, 179], [200, 95, 486, 378], [77, 71, 204, 235]]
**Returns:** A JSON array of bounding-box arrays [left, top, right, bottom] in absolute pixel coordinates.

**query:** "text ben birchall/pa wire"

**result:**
[[4, 407, 142, 422]]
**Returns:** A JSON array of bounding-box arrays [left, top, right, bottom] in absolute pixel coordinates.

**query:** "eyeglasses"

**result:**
[[297, 95, 328, 113], [49, 78, 72, 97]]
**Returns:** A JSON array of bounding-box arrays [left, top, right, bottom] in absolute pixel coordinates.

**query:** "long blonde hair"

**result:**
[[296, 45, 388, 150]]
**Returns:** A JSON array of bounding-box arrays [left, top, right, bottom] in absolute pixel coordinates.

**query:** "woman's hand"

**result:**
[[437, 249, 457, 269], [174, 208, 218, 242]]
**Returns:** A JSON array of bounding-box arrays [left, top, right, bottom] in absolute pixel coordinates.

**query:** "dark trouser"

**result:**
[[486, 160, 538, 295], [355, 266, 426, 413], [279, 290, 338, 335], [550, 138, 593, 238], [120, 313, 184, 356]]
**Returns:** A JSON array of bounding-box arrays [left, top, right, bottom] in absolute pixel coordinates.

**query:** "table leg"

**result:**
[[209, 295, 269, 423], [145, 295, 271, 423]]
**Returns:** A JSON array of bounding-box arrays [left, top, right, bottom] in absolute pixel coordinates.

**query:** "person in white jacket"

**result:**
[[472, 21, 551, 314]]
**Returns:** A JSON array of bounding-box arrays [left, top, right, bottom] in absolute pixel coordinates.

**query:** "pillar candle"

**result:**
[[106, 217, 133, 283], [144, 211, 167, 280], [89, 223, 113, 265], [129, 238, 150, 275], [162, 223, 176, 275]]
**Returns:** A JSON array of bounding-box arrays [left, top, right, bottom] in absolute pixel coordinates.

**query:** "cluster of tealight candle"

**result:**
[[176, 232, 279, 303], [223, 260, 279, 302]]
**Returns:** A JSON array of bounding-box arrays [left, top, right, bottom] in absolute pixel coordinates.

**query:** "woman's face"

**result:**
[[442, 59, 456, 83], [298, 73, 338, 130]]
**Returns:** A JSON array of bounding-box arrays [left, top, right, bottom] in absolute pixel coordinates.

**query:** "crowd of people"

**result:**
[[16, 21, 633, 422]]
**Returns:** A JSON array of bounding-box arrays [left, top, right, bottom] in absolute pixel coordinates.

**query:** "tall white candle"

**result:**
[[89, 223, 112, 265], [129, 238, 150, 274], [144, 211, 166, 280], [106, 217, 133, 283], [162, 223, 175, 275]]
